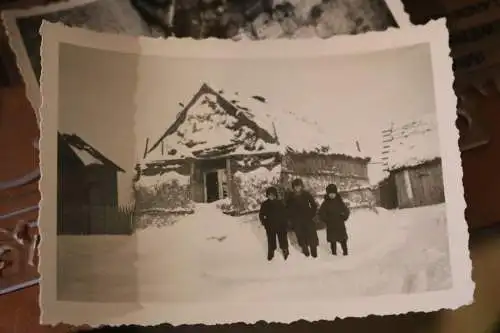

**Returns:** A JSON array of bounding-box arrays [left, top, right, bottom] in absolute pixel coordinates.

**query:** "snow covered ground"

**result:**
[[57, 203, 451, 303]]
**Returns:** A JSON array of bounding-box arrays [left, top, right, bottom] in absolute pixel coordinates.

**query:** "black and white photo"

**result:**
[[38, 20, 472, 326], [2, 0, 410, 117]]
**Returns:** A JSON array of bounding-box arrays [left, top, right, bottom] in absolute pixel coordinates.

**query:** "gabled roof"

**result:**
[[59, 133, 125, 172], [380, 113, 441, 171], [144, 83, 280, 162], [144, 83, 369, 163]]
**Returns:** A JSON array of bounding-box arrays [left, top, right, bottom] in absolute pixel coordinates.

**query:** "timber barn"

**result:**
[[58, 133, 128, 235], [135, 83, 374, 215], [376, 113, 445, 209]]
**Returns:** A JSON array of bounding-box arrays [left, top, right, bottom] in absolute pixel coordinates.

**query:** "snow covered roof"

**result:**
[[68, 145, 104, 166], [144, 83, 368, 163], [60, 133, 125, 171], [380, 113, 441, 171], [143, 84, 280, 163]]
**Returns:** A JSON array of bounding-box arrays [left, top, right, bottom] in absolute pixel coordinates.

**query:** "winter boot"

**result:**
[[340, 241, 348, 256], [310, 246, 318, 258], [302, 246, 310, 257], [282, 248, 289, 260], [330, 243, 337, 256], [267, 250, 275, 261]]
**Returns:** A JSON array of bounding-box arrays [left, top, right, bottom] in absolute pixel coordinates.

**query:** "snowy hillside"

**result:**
[[144, 84, 367, 163], [381, 113, 441, 171]]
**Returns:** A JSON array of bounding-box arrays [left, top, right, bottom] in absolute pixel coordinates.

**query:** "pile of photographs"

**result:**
[[0, 0, 474, 329], [129, 0, 398, 40], [1, 0, 410, 111]]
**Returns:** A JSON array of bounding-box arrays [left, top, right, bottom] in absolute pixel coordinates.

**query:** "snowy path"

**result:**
[[56, 203, 451, 303], [135, 203, 451, 302]]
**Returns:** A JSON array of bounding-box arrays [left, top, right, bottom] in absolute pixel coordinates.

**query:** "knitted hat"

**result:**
[[291, 178, 304, 188], [326, 184, 338, 194], [266, 186, 278, 197]]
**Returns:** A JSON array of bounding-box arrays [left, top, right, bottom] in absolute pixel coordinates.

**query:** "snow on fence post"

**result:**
[[225, 158, 233, 202], [189, 160, 196, 201]]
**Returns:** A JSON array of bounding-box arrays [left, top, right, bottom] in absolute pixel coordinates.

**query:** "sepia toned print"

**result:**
[[38, 20, 472, 326]]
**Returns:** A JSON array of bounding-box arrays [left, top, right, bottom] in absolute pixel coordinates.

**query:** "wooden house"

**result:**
[[57, 133, 129, 235], [377, 113, 445, 209], [136, 83, 374, 215]]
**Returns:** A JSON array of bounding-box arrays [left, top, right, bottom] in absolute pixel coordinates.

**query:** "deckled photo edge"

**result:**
[[0, 0, 116, 122], [39, 19, 444, 59], [37, 22, 143, 327], [38, 19, 60, 325], [36, 19, 473, 327], [1, 10, 40, 122], [427, 24, 475, 304]]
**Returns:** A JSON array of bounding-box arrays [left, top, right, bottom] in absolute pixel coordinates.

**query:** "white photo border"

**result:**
[[38, 19, 473, 327]]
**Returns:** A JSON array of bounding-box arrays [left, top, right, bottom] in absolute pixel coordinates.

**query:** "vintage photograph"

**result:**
[[2, 0, 410, 114], [38, 20, 472, 326]]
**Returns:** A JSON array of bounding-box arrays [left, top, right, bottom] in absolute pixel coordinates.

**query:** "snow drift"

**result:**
[[135, 202, 451, 302]]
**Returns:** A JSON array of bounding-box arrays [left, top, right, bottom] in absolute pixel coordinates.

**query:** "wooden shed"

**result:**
[[377, 113, 445, 209], [280, 151, 373, 209], [57, 133, 129, 235], [135, 83, 374, 215]]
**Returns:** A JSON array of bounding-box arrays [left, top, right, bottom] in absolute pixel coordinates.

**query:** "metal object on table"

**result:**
[[457, 102, 490, 152], [0, 220, 40, 294]]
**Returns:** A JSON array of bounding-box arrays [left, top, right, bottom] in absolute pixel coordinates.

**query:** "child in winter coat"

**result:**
[[285, 178, 319, 258], [318, 184, 351, 256], [259, 187, 290, 261]]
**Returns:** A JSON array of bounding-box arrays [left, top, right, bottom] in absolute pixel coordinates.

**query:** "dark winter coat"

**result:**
[[259, 199, 288, 231], [319, 195, 350, 242], [285, 190, 319, 247]]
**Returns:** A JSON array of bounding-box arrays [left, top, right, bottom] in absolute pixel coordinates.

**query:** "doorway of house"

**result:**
[[204, 169, 228, 203], [205, 171, 219, 203]]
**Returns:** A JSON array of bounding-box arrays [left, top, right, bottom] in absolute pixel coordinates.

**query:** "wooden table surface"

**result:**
[[1, 0, 500, 332]]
